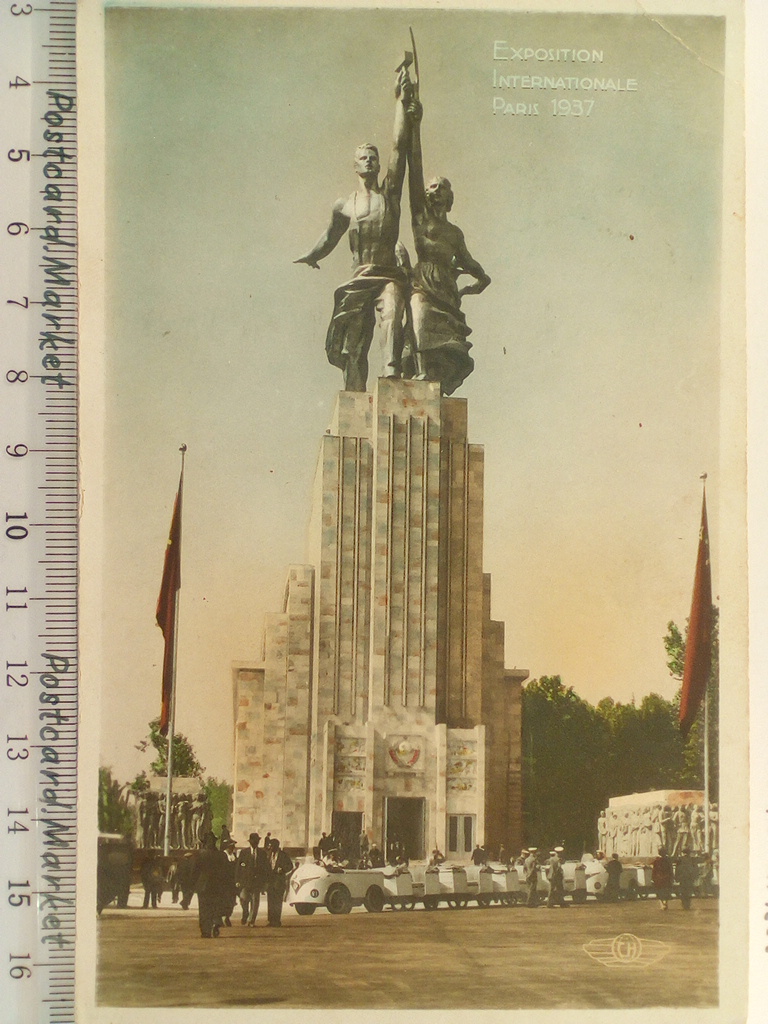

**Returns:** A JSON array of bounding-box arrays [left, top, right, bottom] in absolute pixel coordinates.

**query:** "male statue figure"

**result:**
[[295, 65, 413, 392]]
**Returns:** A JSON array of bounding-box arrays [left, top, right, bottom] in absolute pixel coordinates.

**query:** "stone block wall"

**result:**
[[232, 566, 313, 849], [232, 664, 265, 840]]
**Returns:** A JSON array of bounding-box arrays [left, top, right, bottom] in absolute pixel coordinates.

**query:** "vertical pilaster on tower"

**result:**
[[369, 379, 445, 715]]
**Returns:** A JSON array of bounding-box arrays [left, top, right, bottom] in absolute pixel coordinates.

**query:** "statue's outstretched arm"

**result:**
[[386, 68, 411, 198], [407, 99, 425, 221], [295, 199, 350, 269], [454, 230, 491, 297]]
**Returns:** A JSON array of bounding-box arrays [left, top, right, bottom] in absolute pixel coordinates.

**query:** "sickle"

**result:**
[[410, 27, 420, 98]]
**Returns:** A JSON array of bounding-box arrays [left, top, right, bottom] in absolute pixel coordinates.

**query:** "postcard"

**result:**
[[76, 1, 751, 1021]]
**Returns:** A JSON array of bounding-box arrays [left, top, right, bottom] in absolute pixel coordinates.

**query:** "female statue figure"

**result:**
[[404, 99, 490, 395]]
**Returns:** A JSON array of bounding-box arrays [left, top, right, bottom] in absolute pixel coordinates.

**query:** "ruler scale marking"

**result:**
[[1, 3, 78, 1021]]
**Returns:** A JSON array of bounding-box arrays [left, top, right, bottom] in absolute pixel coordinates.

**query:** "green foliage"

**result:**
[[203, 777, 233, 838], [662, 621, 686, 680], [98, 766, 135, 837], [128, 770, 150, 795], [598, 692, 687, 795], [521, 676, 611, 854], [146, 718, 205, 778]]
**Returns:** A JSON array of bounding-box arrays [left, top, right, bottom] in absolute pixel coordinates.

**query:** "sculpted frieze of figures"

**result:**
[[597, 800, 718, 858], [129, 788, 213, 850]]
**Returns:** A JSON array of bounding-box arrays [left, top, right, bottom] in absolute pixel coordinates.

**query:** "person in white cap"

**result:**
[[546, 847, 567, 908], [524, 848, 540, 907]]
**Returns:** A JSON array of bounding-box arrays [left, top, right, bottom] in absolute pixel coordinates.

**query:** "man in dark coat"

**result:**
[[675, 852, 698, 910], [220, 838, 239, 926], [265, 838, 295, 927], [471, 844, 488, 866], [172, 851, 196, 910], [652, 846, 674, 910], [605, 853, 623, 902], [190, 831, 228, 938], [140, 850, 164, 909], [236, 832, 269, 926]]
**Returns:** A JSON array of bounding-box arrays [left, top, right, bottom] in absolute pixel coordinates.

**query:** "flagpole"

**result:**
[[700, 474, 710, 857], [708, 688, 712, 856], [163, 444, 186, 857]]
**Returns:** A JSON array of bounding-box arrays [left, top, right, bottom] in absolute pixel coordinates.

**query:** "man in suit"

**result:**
[[471, 843, 488, 866], [190, 831, 228, 938], [605, 852, 623, 902], [652, 846, 674, 910], [236, 831, 269, 926], [265, 838, 295, 927], [546, 847, 568, 908], [140, 850, 164, 909], [675, 851, 698, 910], [220, 837, 239, 927]]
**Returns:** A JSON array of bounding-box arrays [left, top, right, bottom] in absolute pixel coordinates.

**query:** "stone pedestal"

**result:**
[[234, 379, 525, 857]]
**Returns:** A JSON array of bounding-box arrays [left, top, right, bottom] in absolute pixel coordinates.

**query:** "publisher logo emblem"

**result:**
[[583, 933, 670, 967]]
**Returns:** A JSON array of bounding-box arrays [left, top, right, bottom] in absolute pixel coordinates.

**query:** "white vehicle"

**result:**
[[288, 855, 622, 914], [488, 864, 522, 905], [288, 862, 386, 915], [381, 864, 416, 909], [582, 855, 639, 900], [561, 860, 588, 903]]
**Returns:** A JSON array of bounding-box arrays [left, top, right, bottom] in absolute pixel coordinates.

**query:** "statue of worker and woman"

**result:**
[[296, 45, 490, 396]]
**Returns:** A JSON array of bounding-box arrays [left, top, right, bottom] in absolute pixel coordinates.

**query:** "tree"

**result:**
[[98, 766, 135, 837], [129, 770, 151, 795], [145, 717, 205, 778], [663, 606, 719, 800], [597, 693, 686, 797], [204, 777, 233, 838], [521, 676, 611, 855]]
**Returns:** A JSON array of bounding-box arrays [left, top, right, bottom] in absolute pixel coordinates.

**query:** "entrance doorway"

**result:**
[[331, 811, 363, 863], [447, 814, 475, 857], [385, 797, 426, 861]]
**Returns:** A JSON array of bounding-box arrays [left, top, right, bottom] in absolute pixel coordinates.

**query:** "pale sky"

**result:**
[[100, 7, 725, 784]]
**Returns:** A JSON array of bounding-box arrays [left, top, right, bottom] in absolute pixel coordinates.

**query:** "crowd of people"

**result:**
[[501, 843, 716, 909], [141, 829, 296, 938], [315, 830, 403, 869]]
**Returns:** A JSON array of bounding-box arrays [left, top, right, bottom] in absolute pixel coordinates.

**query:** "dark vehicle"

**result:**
[[97, 833, 133, 914]]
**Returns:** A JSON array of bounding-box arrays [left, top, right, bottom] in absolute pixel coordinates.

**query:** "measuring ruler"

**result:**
[[0, 1, 78, 1022]]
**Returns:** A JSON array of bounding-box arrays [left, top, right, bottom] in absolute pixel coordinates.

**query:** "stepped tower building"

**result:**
[[233, 378, 526, 860]]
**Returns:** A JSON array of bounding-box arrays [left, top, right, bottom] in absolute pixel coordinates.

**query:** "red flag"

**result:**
[[679, 491, 713, 738], [156, 484, 182, 736]]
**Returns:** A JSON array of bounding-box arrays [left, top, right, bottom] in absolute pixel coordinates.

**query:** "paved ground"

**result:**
[[97, 890, 718, 1009]]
